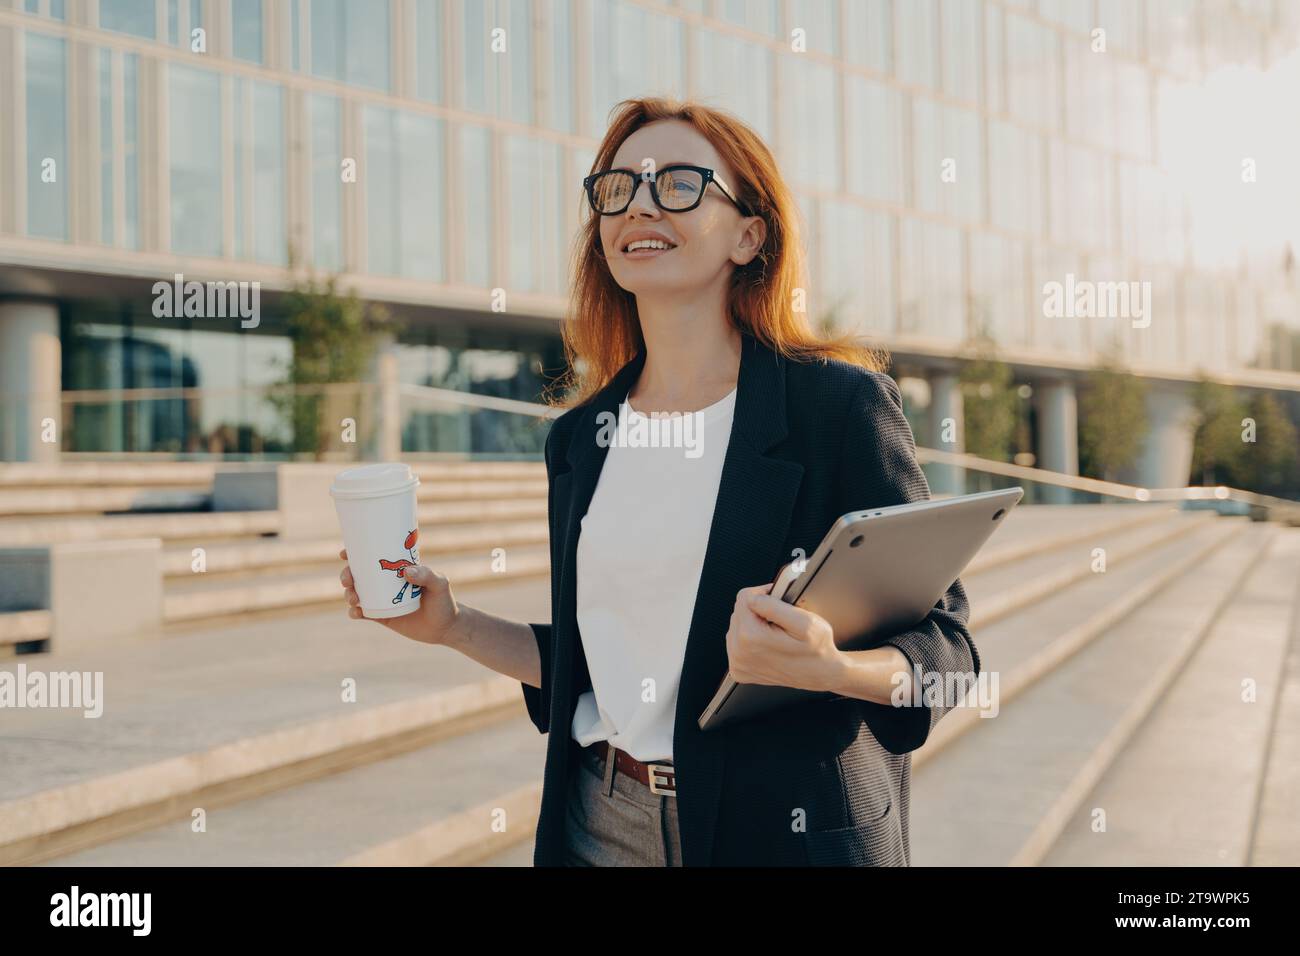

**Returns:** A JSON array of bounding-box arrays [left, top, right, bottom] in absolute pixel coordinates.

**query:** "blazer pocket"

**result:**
[[801, 801, 906, 867]]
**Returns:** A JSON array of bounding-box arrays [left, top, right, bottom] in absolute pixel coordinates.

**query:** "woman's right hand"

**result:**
[[338, 548, 461, 645]]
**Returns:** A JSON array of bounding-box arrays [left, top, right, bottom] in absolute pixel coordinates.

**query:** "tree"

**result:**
[[1077, 353, 1149, 483], [1238, 391, 1299, 496], [1189, 377, 1250, 486], [269, 272, 394, 460], [959, 333, 1018, 461]]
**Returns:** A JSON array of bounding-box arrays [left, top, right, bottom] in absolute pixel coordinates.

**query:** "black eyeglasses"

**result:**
[[583, 164, 752, 217]]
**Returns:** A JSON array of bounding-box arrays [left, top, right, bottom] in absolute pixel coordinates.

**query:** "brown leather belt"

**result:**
[[586, 740, 676, 796]]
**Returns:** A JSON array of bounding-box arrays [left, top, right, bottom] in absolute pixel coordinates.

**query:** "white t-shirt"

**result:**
[[570, 385, 737, 762]]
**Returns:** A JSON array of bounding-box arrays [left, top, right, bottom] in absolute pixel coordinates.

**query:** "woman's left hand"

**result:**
[[724, 579, 845, 693]]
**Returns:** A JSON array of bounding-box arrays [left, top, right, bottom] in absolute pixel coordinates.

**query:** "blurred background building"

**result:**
[[2, 0, 1299, 870], [1, 0, 1299, 489]]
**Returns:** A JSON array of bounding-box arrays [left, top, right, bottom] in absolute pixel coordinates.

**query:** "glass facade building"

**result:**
[[0, 0, 1298, 472]]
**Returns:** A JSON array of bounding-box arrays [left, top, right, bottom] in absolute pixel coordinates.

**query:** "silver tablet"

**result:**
[[698, 486, 1024, 731]]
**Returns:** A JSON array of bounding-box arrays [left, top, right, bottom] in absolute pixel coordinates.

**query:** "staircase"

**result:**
[[1, 498, 1297, 867], [0, 461, 549, 646]]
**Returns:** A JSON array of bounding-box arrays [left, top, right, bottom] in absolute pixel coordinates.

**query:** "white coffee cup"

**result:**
[[330, 463, 423, 619]]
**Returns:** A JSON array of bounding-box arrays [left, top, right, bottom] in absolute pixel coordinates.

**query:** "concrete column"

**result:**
[[0, 300, 62, 463], [1035, 378, 1079, 505], [928, 371, 966, 496], [1129, 383, 1196, 489], [372, 334, 402, 462]]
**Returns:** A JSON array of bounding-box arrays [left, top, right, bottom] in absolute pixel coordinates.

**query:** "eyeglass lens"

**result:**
[[591, 168, 706, 213]]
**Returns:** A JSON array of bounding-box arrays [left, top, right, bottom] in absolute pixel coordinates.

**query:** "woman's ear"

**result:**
[[731, 215, 767, 266]]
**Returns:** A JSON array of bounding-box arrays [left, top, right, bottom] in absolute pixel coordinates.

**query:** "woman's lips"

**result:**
[[623, 245, 676, 259]]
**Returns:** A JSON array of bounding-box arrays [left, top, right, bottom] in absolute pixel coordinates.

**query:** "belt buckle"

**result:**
[[645, 762, 676, 797]]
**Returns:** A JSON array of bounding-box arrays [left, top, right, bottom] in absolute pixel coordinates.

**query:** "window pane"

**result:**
[[1065, 39, 1116, 151], [252, 82, 284, 264], [547, 0, 574, 131], [312, 0, 391, 91], [940, 0, 982, 103], [1006, 13, 1059, 130], [99, 50, 114, 244], [25, 32, 68, 240], [506, 0, 532, 124], [693, 28, 772, 141], [911, 99, 984, 223], [820, 202, 895, 337], [778, 55, 839, 191], [505, 135, 562, 295], [415, 0, 442, 102], [123, 53, 140, 248], [1031, 246, 1085, 354], [169, 64, 223, 256], [845, 74, 903, 204], [989, 118, 1044, 236], [843, 0, 890, 74], [787, 0, 837, 56], [899, 217, 964, 340], [717, 0, 779, 38], [588, 0, 684, 137], [309, 94, 343, 271], [460, 125, 492, 288], [969, 233, 1028, 346], [100, 0, 157, 39], [364, 107, 443, 279], [896, 0, 938, 89], [231, 0, 263, 64]]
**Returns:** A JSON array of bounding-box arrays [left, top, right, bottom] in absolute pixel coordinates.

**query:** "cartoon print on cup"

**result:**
[[378, 529, 423, 605]]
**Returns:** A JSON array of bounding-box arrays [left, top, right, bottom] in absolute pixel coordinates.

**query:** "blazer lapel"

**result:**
[[672, 334, 804, 865]]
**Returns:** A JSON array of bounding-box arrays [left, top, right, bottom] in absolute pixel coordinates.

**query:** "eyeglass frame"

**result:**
[[583, 164, 754, 218]]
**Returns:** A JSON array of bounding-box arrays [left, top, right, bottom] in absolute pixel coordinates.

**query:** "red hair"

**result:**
[[551, 97, 887, 408]]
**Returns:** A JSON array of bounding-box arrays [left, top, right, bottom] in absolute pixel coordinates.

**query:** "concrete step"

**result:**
[[0, 462, 216, 487], [0, 497, 546, 547], [0, 575, 550, 865], [160, 544, 551, 622], [411, 462, 544, 480], [414, 479, 547, 501], [962, 509, 1212, 629], [1040, 527, 1300, 865], [0, 460, 541, 490], [968, 503, 1174, 573], [0, 510, 282, 547], [160, 520, 550, 577], [40, 718, 546, 867], [0, 487, 212, 516], [0, 609, 50, 649], [932, 517, 1240, 711], [1249, 527, 1300, 866], [908, 519, 1273, 866], [0, 478, 544, 517], [474, 834, 538, 866]]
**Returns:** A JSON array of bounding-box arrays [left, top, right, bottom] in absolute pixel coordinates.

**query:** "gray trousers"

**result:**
[[563, 739, 683, 866]]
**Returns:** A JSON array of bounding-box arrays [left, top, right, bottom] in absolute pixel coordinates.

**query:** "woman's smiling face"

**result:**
[[598, 119, 762, 299]]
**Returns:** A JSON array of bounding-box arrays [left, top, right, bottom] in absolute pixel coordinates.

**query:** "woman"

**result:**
[[339, 98, 978, 867]]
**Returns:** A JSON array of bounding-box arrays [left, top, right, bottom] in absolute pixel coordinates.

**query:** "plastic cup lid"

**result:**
[[329, 462, 420, 499]]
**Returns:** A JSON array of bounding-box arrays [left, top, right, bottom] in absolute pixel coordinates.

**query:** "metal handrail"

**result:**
[[3, 385, 1297, 510], [917, 446, 1300, 511]]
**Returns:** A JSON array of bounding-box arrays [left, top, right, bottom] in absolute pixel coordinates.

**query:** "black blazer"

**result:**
[[522, 332, 978, 866]]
